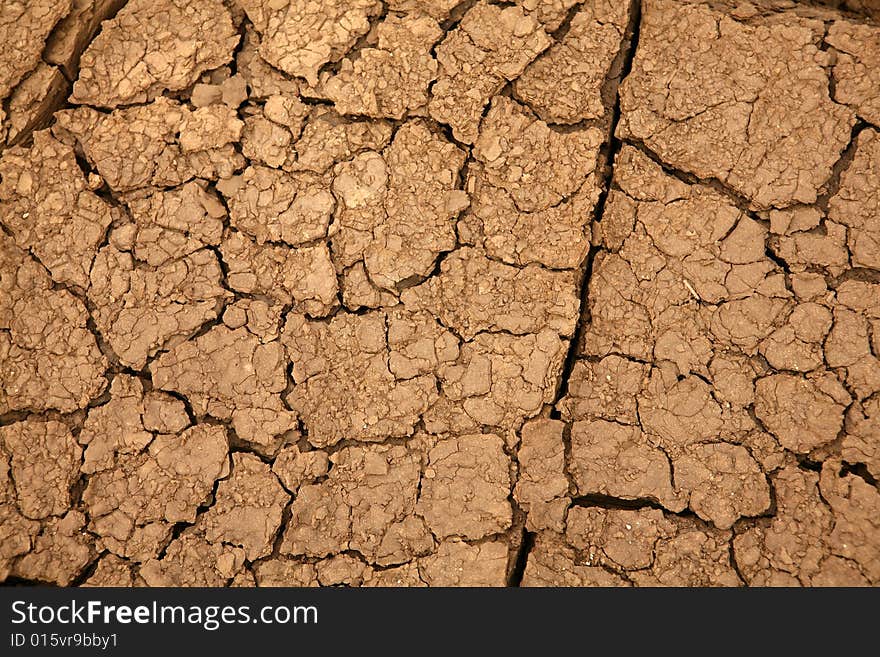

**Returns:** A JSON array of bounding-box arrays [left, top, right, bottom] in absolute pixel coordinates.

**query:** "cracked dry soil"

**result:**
[[0, 0, 878, 588]]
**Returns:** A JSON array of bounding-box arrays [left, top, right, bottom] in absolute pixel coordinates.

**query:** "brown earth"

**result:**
[[0, 0, 878, 587]]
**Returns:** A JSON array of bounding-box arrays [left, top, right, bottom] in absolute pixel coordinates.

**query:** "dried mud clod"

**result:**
[[0, 0, 878, 587]]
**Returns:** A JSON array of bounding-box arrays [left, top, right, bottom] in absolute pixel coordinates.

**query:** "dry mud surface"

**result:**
[[1, 0, 879, 587]]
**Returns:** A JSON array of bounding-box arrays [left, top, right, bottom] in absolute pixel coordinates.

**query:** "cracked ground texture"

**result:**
[[0, 0, 878, 588]]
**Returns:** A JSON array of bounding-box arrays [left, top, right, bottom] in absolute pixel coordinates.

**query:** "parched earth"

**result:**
[[0, 0, 878, 587]]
